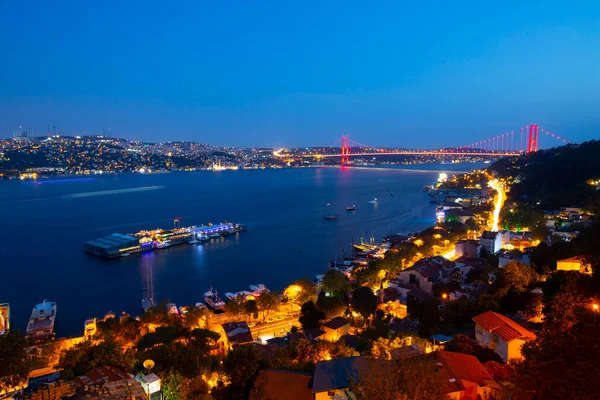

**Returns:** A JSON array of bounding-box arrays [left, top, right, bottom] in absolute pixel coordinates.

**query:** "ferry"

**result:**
[[204, 288, 225, 310], [346, 205, 357, 211], [26, 300, 57, 339]]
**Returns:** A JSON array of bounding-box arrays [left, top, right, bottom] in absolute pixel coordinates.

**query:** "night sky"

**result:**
[[1, 1, 598, 147]]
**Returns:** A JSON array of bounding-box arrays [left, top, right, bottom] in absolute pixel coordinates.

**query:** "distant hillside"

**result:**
[[489, 140, 600, 210]]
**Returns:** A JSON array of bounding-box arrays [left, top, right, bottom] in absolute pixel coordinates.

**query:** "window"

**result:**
[[409, 274, 417, 285]]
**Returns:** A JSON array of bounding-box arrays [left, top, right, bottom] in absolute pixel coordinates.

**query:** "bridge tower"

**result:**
[[528, 124, 539, 152], [341, 135, 350, 165]]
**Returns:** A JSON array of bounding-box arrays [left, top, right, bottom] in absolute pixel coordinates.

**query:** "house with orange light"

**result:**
[[320, 317, 351, 341], [556, 256, 592, 275], [439, 351, 505, 400], [472, 311, 536, 363]]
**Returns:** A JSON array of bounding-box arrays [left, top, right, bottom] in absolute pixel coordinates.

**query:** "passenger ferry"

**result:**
[[26, 300, 57, 339]]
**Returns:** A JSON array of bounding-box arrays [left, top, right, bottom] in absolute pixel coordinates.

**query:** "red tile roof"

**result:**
[[472, 311, 536, 343], [250, 370, 313, 400], [483, 361, 511, 382], [440, 351, 493, 386]]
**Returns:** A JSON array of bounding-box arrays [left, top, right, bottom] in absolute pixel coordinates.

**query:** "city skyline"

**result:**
[[1, 1, 599, 147]]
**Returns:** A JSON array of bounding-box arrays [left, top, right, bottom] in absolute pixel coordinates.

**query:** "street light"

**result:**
[[592, 303, 599, 312], [442, 293, 448, 300]]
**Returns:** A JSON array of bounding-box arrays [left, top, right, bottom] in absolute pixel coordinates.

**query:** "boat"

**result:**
[[195, 302, 208, 310], [346, 205, 357, 211], [225, 292, 237, 301], [155, 240, 172, 249], [237, 224, 248, 231], [324, 215, 339, 220], [188, 238, 199, 244], [423, 184, 434, 192], [390, 190, 394, 196], [197, 234, 209, 241], [26, 300, 57, 339], [204, 287, 225, 310], [166, 303, 178, 315], [208, 232, 221, 239], [368, 198, 378, 204], [84, 318, 97, 337], [120, 253, 131, 257], [249, 284, 268, 293]]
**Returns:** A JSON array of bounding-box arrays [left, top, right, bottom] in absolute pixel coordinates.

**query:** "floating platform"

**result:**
[[84, 222, 247, 259]]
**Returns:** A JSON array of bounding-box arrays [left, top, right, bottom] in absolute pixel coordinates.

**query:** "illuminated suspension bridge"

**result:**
[[282, 124, 570, 165]]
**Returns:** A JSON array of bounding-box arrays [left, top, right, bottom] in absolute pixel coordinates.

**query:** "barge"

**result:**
[[84, 222, 247, 259]]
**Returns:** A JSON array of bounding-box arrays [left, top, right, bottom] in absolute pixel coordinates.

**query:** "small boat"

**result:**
[[166, 303, 178, 315], [225, 292, 237, 301], [84, 318, 97, 337], [346, 205, 357, 211], [188, 238, 199, 244], [197, 234, 209, 241], [195, 302, 208, 310], [208, 232, 221, 239], [368, 198, 378, 204], [390, 190, 394, 196], [204, 287, 225, 310], [121, 253, 131, 257], [324, 215, 339, 220], [26, 300, 57, 339], [142, 296, 155, 312], [155, 240, 172, 249]]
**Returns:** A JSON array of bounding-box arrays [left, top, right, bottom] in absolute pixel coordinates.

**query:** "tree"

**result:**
[[351, 356, 447, 400], [322, 269, 349, 295], [370, 336, 408, 360], [496, 261, 538, 294], [257, 291, 279, 323], [513, 311, 600, 399], [224, 295, 245, 321], [465, 217, 478, 232], [351, 287, 378, 323], [244, 300, 259, 322], [316, 293, 346, 318], [283, 278, 316, 305], [0, 330, 30, 393], [223, 344, 262, 398], [298, 301, 325, 331]]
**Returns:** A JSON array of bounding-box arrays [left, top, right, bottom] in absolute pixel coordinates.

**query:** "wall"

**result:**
[[475, 322, 509, 363]]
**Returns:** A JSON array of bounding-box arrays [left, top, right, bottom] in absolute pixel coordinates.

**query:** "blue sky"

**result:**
[[0, 1, 598, 147]]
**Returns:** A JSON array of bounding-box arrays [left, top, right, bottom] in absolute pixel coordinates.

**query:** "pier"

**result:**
[[84, 222, 247, 259]]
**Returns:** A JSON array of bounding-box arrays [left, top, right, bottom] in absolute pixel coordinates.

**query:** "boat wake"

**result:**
[[62, 186, 165, 198]]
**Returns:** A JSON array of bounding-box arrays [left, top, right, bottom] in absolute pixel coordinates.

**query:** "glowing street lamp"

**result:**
[[592, 303, 599, 312]]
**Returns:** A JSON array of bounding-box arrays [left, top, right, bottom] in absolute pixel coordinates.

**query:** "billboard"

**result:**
[[0, 303, 9, 335]]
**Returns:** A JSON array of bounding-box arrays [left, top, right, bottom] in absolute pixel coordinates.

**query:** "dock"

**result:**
[[84, 222, 247, 259]]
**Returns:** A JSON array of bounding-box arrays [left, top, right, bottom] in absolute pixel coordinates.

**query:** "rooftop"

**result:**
[[440, 351, 493, 386], [472, 311, 536, 343], [323, 316, 351, 330], [250, 370, 313, 400], [222, 321, 249, 335]]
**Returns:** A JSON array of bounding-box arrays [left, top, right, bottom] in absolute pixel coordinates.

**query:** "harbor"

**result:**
[[83, 220, 248, 259]]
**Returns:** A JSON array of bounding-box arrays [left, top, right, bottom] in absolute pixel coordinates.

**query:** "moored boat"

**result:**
[[346, 205, 357, 211], [204, 287, 225, 310], [26, 300, 57, 339], [324, 215, 339, 220]]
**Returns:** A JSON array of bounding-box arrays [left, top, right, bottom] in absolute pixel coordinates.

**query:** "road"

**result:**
[[488, 179, 505, 232], [251, 316, 300, 342]]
